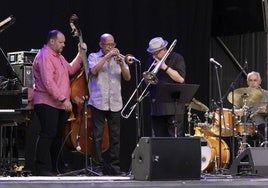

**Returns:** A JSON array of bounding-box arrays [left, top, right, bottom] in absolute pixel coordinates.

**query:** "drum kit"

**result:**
[[186, 87, 265, 173]]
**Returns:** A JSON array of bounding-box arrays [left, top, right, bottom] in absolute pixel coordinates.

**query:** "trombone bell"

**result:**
[[143, 71, 158, 85]]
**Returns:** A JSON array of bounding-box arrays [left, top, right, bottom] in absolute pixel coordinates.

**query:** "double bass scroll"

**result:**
[[64, 14, 109, 155]]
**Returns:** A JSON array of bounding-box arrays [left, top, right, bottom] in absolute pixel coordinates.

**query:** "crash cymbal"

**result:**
[[227, 87, 263, 108], [187, 98, 209, 112]]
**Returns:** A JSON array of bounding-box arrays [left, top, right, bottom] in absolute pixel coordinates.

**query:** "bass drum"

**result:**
[[201, 136, 230, 173]]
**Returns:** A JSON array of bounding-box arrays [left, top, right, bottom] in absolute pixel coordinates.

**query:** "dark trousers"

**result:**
[[34, 104, 69, 174], [90, 105, 121, 174], [151, 114, 185, 137]]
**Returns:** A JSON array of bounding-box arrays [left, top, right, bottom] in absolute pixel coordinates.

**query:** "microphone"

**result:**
[[209, 58, 222, 68], [123, 54, 141, 64], [129, 56, 141, 63]]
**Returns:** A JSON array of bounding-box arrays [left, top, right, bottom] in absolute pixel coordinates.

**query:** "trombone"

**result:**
[[121, 39, 177, 119]]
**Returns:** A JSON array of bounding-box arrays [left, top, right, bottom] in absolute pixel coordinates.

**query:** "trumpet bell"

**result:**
[[124, 54, 135, 65], [143, 71, 158, 84]]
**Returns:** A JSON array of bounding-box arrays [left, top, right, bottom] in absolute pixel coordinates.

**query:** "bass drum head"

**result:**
[[201, 145, 215, 172], [201, 136, 230, 173]]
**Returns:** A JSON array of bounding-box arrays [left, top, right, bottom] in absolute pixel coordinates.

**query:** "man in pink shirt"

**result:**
[[33, 29, 86, 176]]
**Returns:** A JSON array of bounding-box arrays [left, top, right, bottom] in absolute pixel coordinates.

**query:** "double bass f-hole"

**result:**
[[64, 14, 109, 155]]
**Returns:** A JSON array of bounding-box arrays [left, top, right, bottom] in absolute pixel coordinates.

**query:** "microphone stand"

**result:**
[[134, 61, 142, 142], [59, 96, 100, 176], [213, 63, 223, 173]]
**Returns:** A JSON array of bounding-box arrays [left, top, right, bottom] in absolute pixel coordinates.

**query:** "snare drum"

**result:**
[[201, 136, 230, 172]]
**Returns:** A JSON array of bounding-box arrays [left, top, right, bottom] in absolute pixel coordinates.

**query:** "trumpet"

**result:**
[[117, 54, 140, 65], [121, 39, 177, 119]]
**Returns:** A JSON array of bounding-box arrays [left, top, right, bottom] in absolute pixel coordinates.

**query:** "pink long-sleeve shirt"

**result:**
[[33, 45, 82, 110]]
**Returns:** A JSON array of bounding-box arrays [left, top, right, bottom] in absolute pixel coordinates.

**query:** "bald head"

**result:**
[[100, 33, 114, 43]]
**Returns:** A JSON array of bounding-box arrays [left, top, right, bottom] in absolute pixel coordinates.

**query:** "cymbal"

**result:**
[[227, 87, 263, 108], [187, 98, 209, 112]]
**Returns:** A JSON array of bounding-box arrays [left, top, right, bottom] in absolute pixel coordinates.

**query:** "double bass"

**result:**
[[64, 14, 109, 155]]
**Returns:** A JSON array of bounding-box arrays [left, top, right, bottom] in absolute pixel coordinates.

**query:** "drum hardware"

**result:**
[[186, 107, 192, 137], [185, 98, 209, 137], [227, 86, 263, 159], [236, 94, 253, 155], [187, 111, 202, 136], [226, 87, 263, 156]]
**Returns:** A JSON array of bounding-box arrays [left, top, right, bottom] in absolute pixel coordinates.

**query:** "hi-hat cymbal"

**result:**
[[227, 87, 263, 108], [186, 98, 209, 112]]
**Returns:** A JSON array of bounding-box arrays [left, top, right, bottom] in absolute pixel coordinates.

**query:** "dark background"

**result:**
[[1, 0, 268, 172]]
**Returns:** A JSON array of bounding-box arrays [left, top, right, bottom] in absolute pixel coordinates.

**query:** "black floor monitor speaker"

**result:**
[[230, 147, 268, 177], [131, 137, 201, 180]]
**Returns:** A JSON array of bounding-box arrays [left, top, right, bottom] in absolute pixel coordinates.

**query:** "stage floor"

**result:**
[[1, 173, 268, 188]]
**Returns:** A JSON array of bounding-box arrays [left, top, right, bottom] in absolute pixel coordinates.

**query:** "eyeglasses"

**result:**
[[248, 79, 258, 82], [101, 42, 116, 47]]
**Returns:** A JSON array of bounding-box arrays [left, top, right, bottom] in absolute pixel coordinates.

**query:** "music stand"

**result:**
[[151, 83, 200, 137]]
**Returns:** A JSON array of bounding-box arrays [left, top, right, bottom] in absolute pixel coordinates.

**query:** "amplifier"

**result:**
[[7, 51, 37, 64], [11, 64, 33, 88]]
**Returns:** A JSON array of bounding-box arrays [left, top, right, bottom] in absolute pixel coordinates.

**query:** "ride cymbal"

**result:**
[[227, 87, 263, 108], [187, 98, 209, 112]]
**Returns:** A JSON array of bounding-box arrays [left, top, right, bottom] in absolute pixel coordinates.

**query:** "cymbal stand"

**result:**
[[237, 95, 251, 155], [260, 117, 268, 147], [186, 107, 192, 137], [173, 99, 180, 137]]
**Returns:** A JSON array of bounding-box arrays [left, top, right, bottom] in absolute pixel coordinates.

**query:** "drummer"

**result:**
[[235, 71, 268, 141]]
